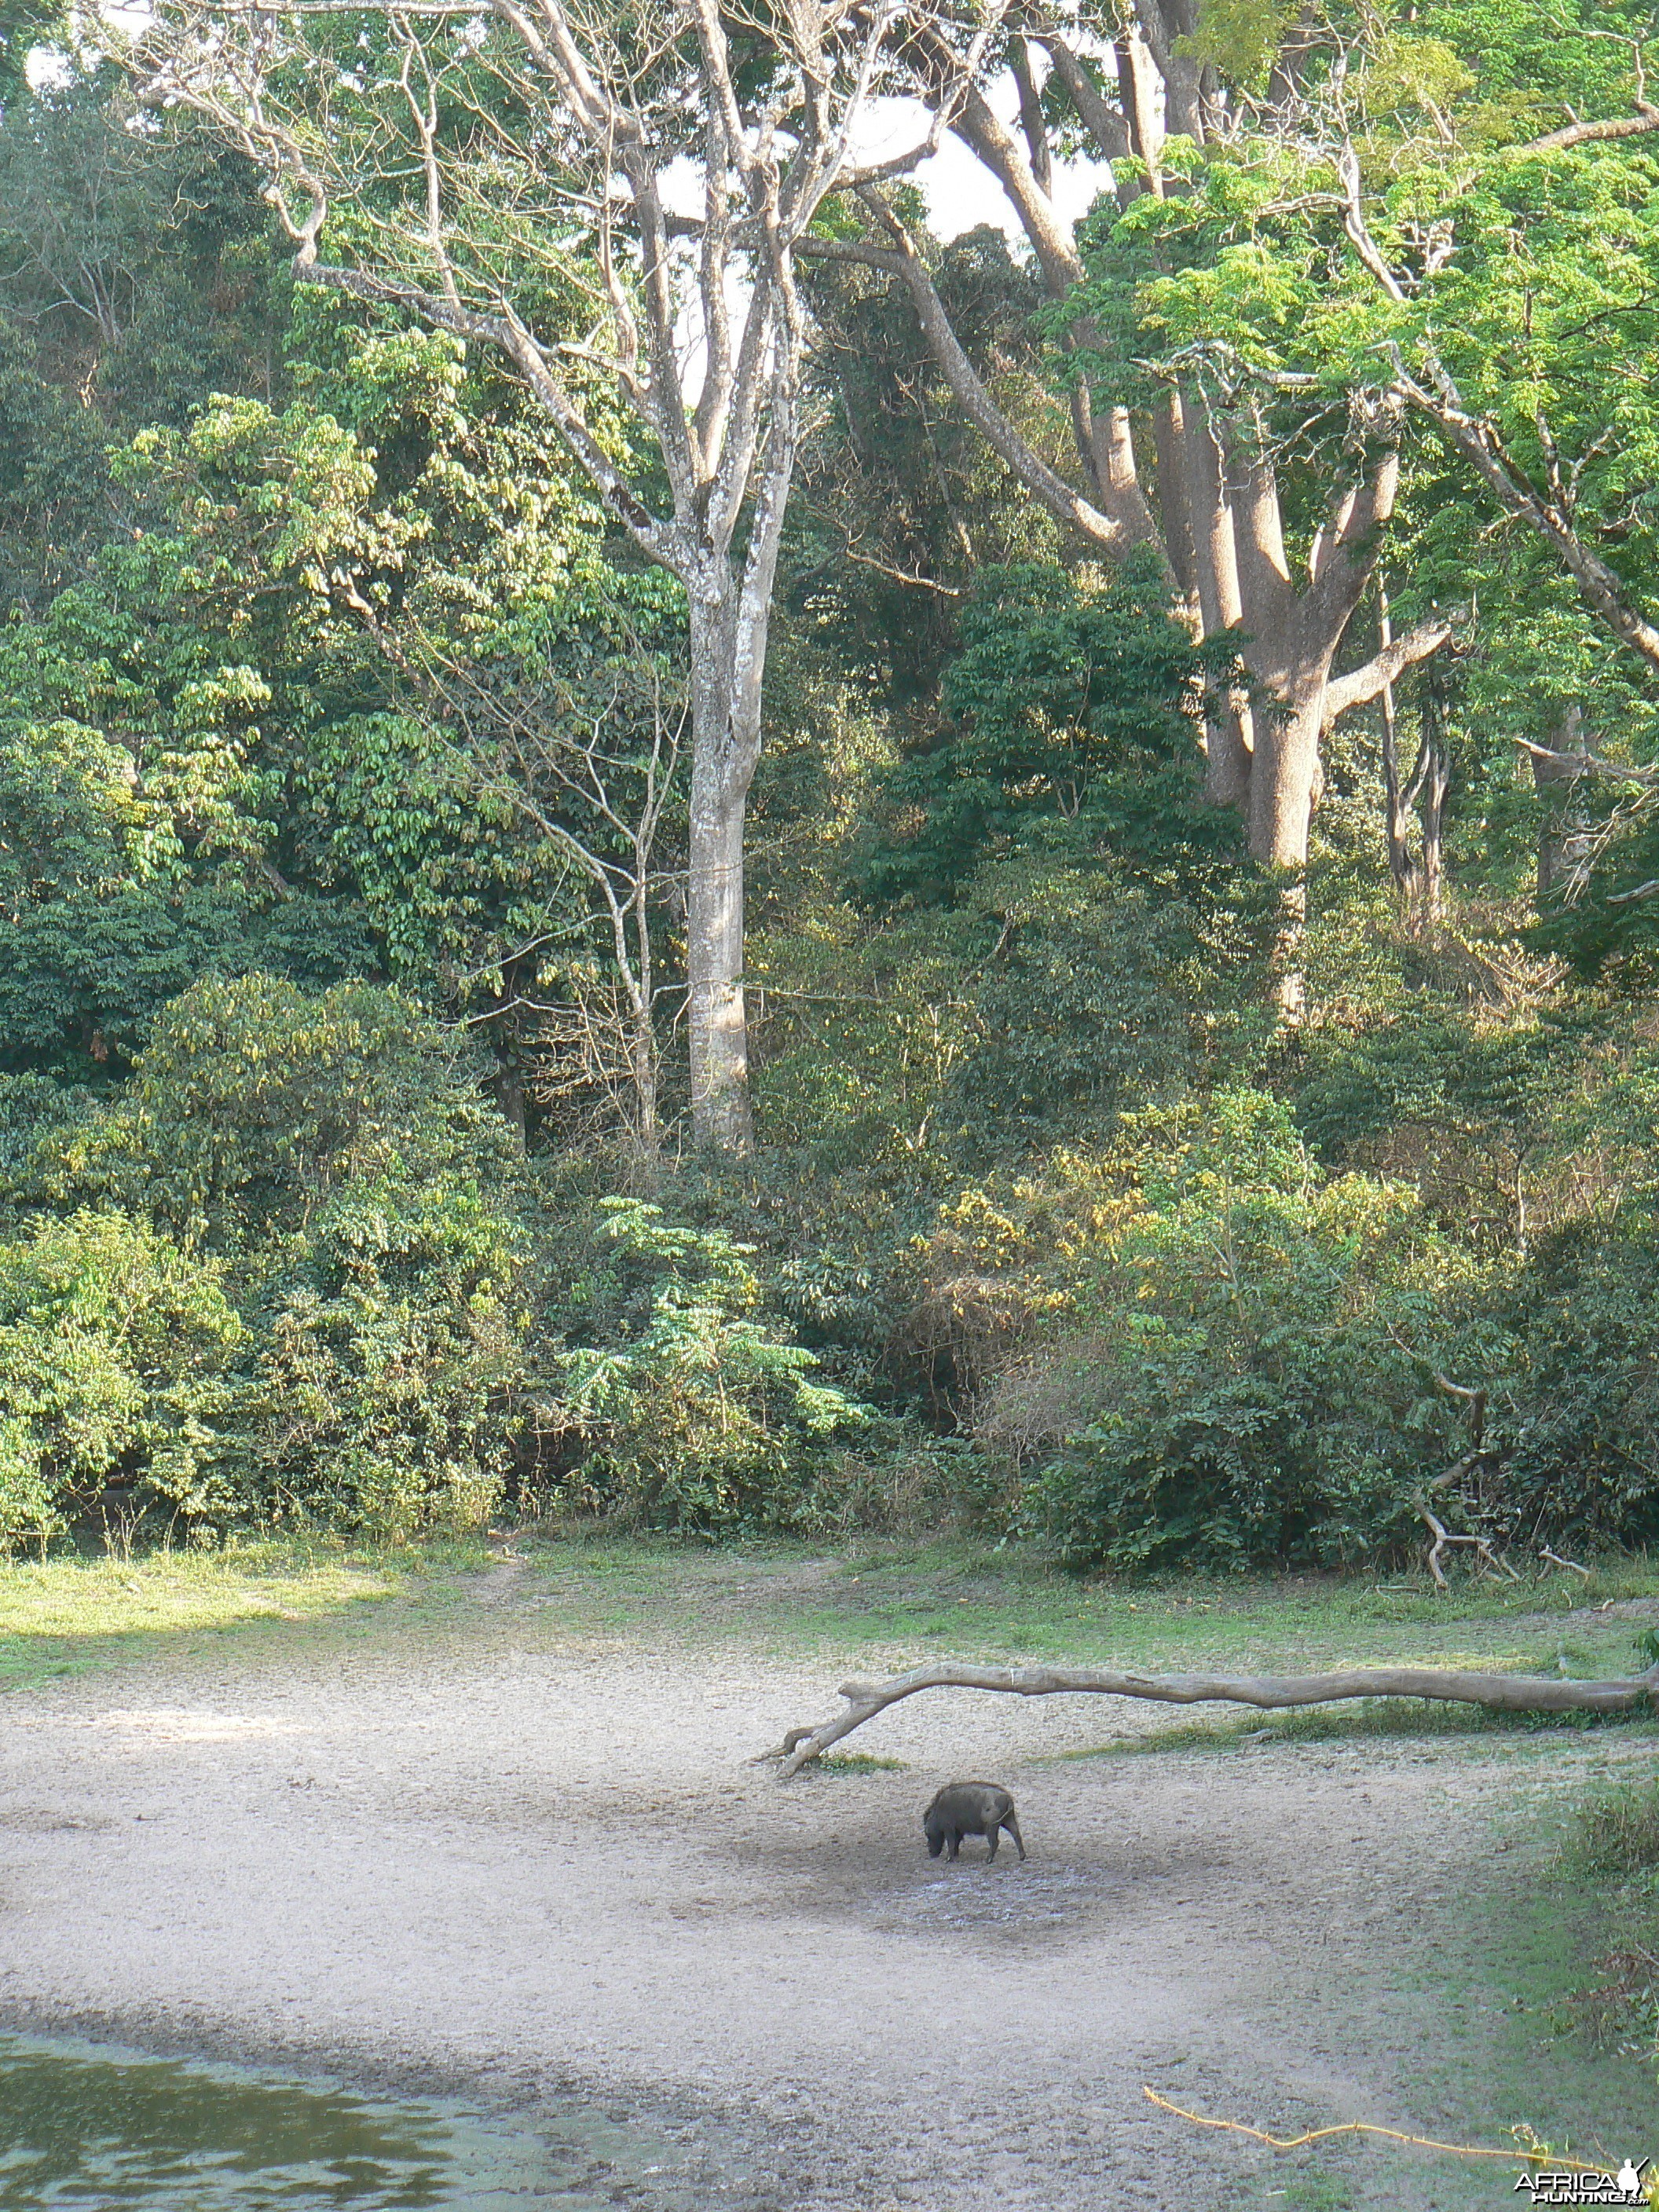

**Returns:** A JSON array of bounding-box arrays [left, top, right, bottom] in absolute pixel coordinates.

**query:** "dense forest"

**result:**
[[5, 0, 1659, 1579]]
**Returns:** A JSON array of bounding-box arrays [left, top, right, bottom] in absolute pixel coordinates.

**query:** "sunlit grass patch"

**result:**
[[0, 1540, 412, 1690], [1054, 1694, 1659, 1762], [1558, 1777, 1659, 2078], [1572, 1778, 1659, 1880]]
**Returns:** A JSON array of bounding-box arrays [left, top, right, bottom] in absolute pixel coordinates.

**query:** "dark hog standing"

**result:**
[[923, 1782, 1026, 1862]]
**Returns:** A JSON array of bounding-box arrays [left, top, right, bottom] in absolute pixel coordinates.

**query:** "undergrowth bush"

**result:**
[[57, 971, 518, 1251], [0, 1209, 244, 1552], [976, 1091, 1496, 1568], [1566, 1747, 1659, 2080], [244, 1177, 529, 1540], [1574, 1777, 1659, 1881], [540, 1198, 876, 1532]]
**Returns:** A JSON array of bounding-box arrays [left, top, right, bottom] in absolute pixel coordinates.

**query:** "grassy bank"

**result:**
[[5, 1532, 1657, 1697], [0, 1541, 419, 1692]]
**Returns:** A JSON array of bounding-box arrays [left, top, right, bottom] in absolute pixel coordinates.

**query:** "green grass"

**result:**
[[1572, 1779, 1659, 1879], [498, 1533, 1659, 1689], [5, 1529, 1657, 1726], [1053, 1697, 1654, 1763], [1226, 1774, 1659, 2209], [0, 1540, 443, 1691]]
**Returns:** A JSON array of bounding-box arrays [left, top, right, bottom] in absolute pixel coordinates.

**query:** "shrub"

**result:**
[[1573, 1779, 1659, 1880], [541, 1198, 873, 1532], [22, 974, 535, 1544], [1493, 1225, 1659, 1551], [242, 1177, 529, 1540], [60, 971, 518, 1251], [0, 1073, 90, 1226], [0, 1210, 244, 1552], [985, 1092, 1492, 1569]]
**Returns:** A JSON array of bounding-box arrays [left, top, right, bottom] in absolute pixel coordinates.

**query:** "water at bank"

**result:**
[[0, 2031, 677, 2208]]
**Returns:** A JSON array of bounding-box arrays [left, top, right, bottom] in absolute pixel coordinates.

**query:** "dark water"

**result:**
[[0, 2033, 668, 2210]]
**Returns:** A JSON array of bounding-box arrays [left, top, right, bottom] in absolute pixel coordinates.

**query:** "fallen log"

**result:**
[[762, 1657, 1659, 1778]]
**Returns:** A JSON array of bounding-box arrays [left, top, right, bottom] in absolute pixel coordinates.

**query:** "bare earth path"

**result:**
[[2, 1565, 1655, 2210]]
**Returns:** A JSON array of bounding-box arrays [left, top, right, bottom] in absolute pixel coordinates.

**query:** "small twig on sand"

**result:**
[[1141, 2086, 1608, 2173]]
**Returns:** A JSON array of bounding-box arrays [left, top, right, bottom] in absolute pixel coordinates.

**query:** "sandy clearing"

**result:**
[[1, 1591, 1654, 2211]]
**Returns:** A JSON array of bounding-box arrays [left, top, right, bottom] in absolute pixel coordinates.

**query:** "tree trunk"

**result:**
[[686, 765, 753, 1153], [1418, 657, 1452, 923], [1247, 676, 1328, 867], [1533, 703, 1591, 902], [628, 896, 659, 1155], [820, 27, 1442, 882], [686, 591, 756, 1154]]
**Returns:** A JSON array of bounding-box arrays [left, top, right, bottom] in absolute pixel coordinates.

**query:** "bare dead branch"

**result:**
[[1540, 1547, 1592, 1579], [1512, 102, 1659, 156], [764, 1655, 1659, 1776], [1512, 736, 1659, 786], [1389, 352, 1659, 675]]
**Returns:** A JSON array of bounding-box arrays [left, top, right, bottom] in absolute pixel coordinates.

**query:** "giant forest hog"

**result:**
[[923, 1781, 1026, 1862]]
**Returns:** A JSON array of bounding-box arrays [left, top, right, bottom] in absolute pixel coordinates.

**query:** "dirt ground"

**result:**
[[2, 1561, 1656, 2211]]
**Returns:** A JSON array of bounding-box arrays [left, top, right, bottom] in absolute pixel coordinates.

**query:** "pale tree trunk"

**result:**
[[1251, 683, 1329, 866], [628, 887, 660, 1155], [1533, 703, 1591, 902], [686, 593, 756, 1152], [1381, 690, 1449, 921], [1418, 656, 1452, 923], [685, 778, 750, 1150], [767, 1654, 1659, 1777], [138, 0, 919, 1156], [681, 372, 794, 1151]]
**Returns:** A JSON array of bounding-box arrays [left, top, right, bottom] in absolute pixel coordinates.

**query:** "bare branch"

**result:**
[[815, 193, 1150, 566], [1512, 736, 1659, 786], [1321, 611, 1457, 729], [1513, 101, 1659, 156], [765, 1655, 1659, 1776], [1390, 353, 1659, 675]]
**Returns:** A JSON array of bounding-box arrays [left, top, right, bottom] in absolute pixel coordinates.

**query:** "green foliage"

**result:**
[[1494, 1221, 1659, 1548], [21, 978, 530, 1544], [544, 1199, 874, 1533], [0, 1210, 244, 1553], [63, 972, 518, 1251], [244, 1178, 527, 1540], [753, 562, 1265, 1167], [985, 1092, 1491, 1569], [0, 521, 375, 1079], [1294, 1006, 1564, 1251], [858, 558, 1231, 907], [0, 1073, 89, 1225], [9, 0, 1659, 1577], [792, 225, 1059, 705], [0, 71, 283, 601], [1177, 1, 1298, 94]]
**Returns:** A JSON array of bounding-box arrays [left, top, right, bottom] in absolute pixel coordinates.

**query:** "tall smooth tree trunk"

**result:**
[[1246, 673, 1329, 866], [686, 760, 753, 1152], [684, 582, 760, 1152], [1533, 703, 1591, 901]]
